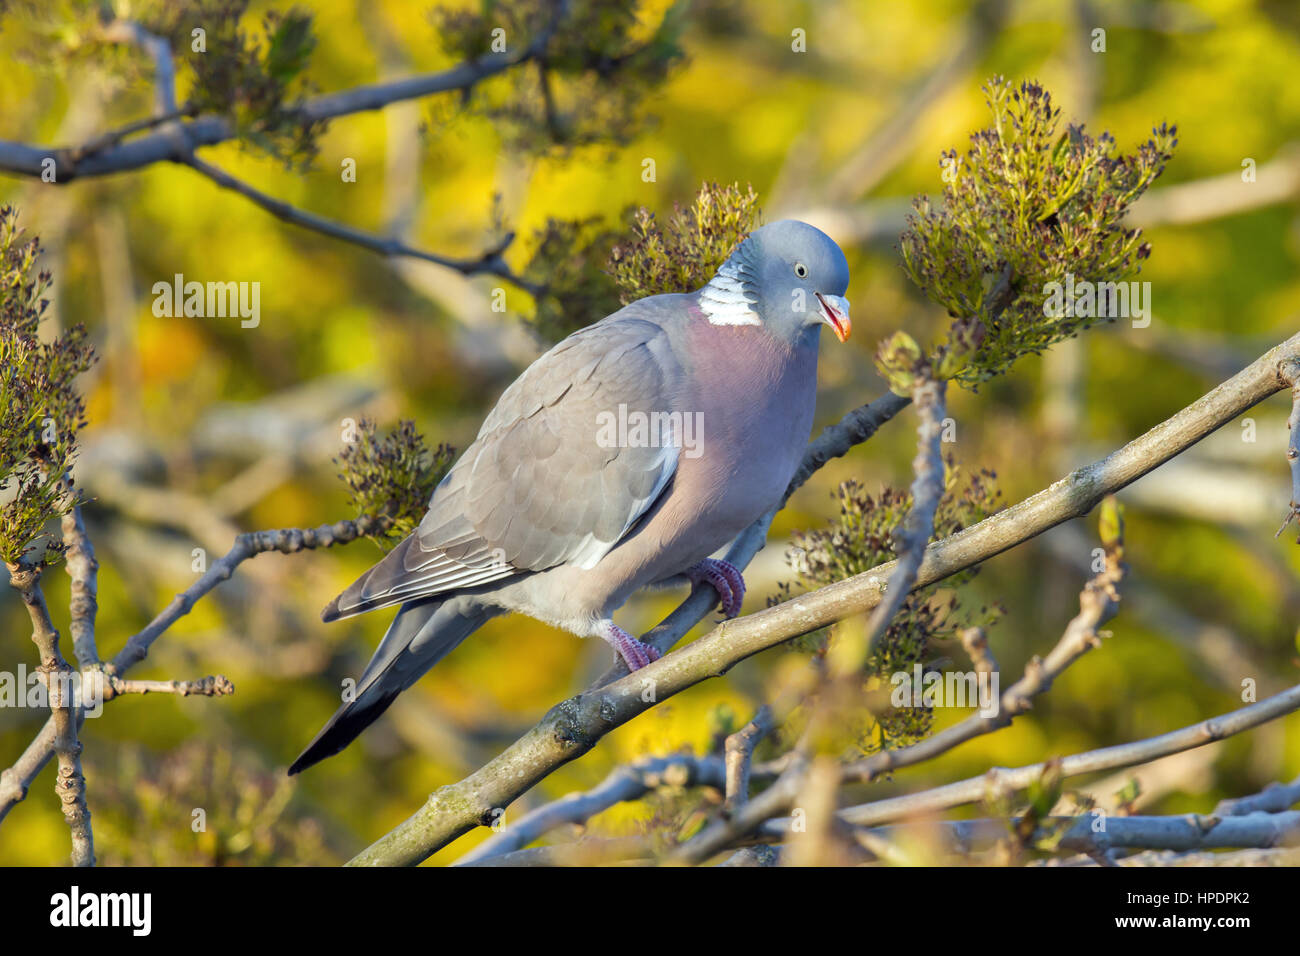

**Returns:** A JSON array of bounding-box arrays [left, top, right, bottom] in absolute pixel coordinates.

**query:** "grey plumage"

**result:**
[[291, 220, 852, 774]]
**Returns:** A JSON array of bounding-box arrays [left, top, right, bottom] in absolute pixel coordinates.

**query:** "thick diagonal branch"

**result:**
[[672, 532, 1124, 863]]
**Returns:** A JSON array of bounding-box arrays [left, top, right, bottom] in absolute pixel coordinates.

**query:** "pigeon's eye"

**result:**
[[794, 262, 808, 278]]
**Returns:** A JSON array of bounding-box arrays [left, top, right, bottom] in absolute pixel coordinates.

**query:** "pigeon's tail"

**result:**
[[289, 598, 488, 775]]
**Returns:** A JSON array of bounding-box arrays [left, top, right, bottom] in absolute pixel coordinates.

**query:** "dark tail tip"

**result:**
[[287, 689, 398, 776], [320, 589, 350, 622]]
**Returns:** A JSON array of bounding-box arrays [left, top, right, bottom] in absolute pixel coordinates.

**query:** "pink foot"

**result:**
[[597, 620, 661, 671], [687, 558, 745, 618]]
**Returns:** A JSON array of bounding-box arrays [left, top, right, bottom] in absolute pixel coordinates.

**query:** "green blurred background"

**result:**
[[2, 0, 1299, 864]]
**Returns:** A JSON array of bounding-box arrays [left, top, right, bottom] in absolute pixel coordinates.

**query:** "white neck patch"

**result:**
[[699, 252, 761, 327]]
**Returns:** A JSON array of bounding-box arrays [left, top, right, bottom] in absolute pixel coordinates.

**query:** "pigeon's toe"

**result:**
[[688, 558, 746, 618], [597, 620, 660, 671]]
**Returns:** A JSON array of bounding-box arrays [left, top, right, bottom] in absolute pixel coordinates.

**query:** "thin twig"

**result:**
[[101, 20, 178, 116], [180, 154, 542, 296], [724, 706, 775, 815], [960, 625, 998, 675], [67, 109, 194, 162], [108, 675, 235, 698], [1275, 358, 1300, 537], [1213, 775, 1300, 817], [865, 374, 946, 654], [109, 516, 389, 676]]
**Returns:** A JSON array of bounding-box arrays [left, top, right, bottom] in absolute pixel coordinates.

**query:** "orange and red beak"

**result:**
[[815, 292, 851, 342]]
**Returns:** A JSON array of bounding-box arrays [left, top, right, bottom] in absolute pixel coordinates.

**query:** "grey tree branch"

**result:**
[[97, 19, 546, 298], [463, 799, 1300, 867], [841, 532, 1124, 783], [783, 392, 913, 499], [68, 109, 193, 164], [1056, 811, 1300, 856], [101, 19, 178, 117], [60, 504, 100, 669], [865, 375, 945, 654], [108, 516, 389, 676], [830, 812, 1300, 861], [0, 8, 568, 183], [1277, 358, 1300, 536], [107, 675, 235, 698], [4, 565, 93, 866], [831, 681, 1300, 829], [672, 532, 1124, 864], [0, 718, 69, 824], [960, 625, 998, 676], [348, 330, 1300, 866], [0, 12, 568, 298], [725, 706, 775, 815], [1213, 775, 1300, 817], [455, 754, 732, 865], [0, 515, 387, 823]]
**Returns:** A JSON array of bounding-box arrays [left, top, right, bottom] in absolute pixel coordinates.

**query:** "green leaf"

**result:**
[[1099, 495, 1125, 550]]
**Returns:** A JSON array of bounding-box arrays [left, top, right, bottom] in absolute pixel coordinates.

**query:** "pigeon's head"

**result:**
[[699, 219, 851, 345]]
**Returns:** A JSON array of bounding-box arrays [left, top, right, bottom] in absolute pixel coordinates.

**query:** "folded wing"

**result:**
[[322, 314, 682, 621]]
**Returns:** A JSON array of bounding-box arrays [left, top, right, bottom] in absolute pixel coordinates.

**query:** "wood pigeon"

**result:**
[[289, 219, 852, 774]]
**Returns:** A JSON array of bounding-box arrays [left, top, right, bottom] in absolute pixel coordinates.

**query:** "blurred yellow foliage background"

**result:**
[[2, 0, 1299, 865]]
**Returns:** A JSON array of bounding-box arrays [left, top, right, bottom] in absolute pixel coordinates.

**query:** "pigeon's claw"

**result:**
[[597, 620, 661, 671], [687, 558, 746, 618]]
